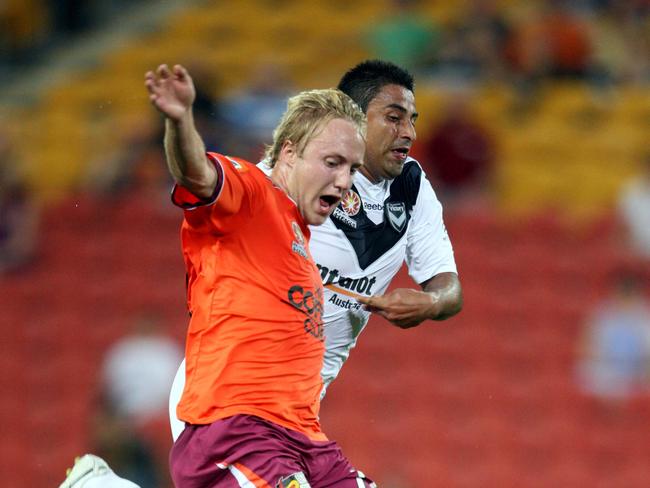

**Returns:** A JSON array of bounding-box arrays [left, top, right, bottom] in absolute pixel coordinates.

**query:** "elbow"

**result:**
[[450, 285, 464, 316], [173, 165, 218, 201], [449, 291, 464, 317], [176, 176, 216, 201], [167, 151, 218, 200], [436, 286, 463, 321], [424, 273, 463, 321]]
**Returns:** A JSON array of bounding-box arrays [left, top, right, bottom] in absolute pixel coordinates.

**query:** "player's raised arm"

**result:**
[[144, 64, 217, 200]]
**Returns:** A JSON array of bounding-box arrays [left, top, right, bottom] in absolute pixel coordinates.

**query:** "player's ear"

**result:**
[[278, 140, 297, 169]]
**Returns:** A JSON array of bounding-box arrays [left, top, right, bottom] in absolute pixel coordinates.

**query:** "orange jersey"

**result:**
[[172, 153, 326, 441]]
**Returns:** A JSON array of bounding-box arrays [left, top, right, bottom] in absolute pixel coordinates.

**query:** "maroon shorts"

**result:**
[[170, 414, 375, 487]]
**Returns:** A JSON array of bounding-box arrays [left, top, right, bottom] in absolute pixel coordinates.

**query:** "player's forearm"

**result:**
[[164, 114, 216, 199], [421, 272, 463, 320]]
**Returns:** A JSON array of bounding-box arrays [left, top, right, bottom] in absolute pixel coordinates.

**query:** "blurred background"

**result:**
[[1, 0, 650, 486]]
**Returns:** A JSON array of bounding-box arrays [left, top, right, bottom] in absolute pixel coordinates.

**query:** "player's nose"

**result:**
[[334, 167, 353, 192], [402, 121, 416, 142]]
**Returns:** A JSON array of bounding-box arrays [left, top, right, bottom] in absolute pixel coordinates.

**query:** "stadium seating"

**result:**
[[6, 0, 647, 224], [3, 173, 649, 487], [2, 1, 650, 486]]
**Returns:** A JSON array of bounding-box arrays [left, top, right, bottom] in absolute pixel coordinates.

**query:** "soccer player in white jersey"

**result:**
[[60, 60, 462, 487], [313, 59, 462, 390]]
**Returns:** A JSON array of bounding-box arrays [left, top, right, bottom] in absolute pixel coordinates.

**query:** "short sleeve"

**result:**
[[171, 153, 225, 209], [171, 152, 262, 233], [405, 175, 458, 284]]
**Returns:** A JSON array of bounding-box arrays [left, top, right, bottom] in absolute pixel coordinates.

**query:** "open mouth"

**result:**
[[319, 194, 340, 213], [391, 147, 409, 161]]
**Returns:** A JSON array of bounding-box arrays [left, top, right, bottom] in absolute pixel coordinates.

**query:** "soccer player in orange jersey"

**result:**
[[143, 64, 373, 488]]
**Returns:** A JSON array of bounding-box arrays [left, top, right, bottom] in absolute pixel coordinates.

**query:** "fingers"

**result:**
[[358, 290, 425, 328], [157, 64, 171, 79], [144, 71, 156, 87], [392, 319, 419, 329], [144, 64, 189, 107], [358, 295, 396, 316], [144, 71, 157, 96], [173, 64, 189, 80], [357, 295, 384, 313], [356, 295, 371, 305], [144, 64, 187, 85], [358, 295, 388, 307]]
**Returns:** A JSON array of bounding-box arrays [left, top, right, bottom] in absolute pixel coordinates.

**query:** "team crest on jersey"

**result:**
[[277, 472, 309, 487], [341, 190, 361, 216], [386, 202, 407, 232], [291, 221, 308, 258], [292, 221, 305, 246], [225, 156, 244, 171]]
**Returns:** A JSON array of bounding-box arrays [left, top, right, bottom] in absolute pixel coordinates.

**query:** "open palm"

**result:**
[[144, 64, 196, 121]]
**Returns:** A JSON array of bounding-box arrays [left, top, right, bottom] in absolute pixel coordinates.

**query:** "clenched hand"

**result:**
[[357, 288, 439, 329]]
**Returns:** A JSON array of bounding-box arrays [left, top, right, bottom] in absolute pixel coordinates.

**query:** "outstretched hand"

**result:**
[[357, 288, 438, 329], [144, 64, 195, 121]]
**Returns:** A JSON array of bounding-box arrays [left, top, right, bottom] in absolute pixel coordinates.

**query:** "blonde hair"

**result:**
[[264, 88, 366, 167]]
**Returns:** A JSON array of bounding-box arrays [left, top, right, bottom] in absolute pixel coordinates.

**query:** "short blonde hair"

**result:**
[[264, 88, 366, 167]]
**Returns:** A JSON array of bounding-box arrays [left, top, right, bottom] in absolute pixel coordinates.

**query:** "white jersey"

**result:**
[[168, 157, 457, 440], [312, 157, 457, 391]]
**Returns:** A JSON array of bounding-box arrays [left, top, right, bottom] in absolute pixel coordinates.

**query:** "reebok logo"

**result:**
[[363, 202, 383, 211]]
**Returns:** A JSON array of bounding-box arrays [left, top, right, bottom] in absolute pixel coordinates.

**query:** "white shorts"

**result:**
[[168, 359, 186, 441]]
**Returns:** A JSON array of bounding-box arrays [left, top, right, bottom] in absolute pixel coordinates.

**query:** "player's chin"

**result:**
[[384, 158, 406, 179], [305, 211, 329, 226], [305, 197, 337, 225]]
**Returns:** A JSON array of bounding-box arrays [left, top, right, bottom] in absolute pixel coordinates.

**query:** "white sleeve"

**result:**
[[405, 174, 457, 284]]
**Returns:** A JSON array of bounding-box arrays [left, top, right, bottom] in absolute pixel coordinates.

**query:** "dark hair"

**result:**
[[337, 60, 415, 112]]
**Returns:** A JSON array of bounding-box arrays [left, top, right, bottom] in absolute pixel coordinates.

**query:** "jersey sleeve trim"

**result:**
[[171, 153, 225, 210], [405, 161, 458, 284]]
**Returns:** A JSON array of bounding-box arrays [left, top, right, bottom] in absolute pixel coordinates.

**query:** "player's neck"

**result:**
[[270, 163, 290, 194], [359, 165, 384, 185]]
